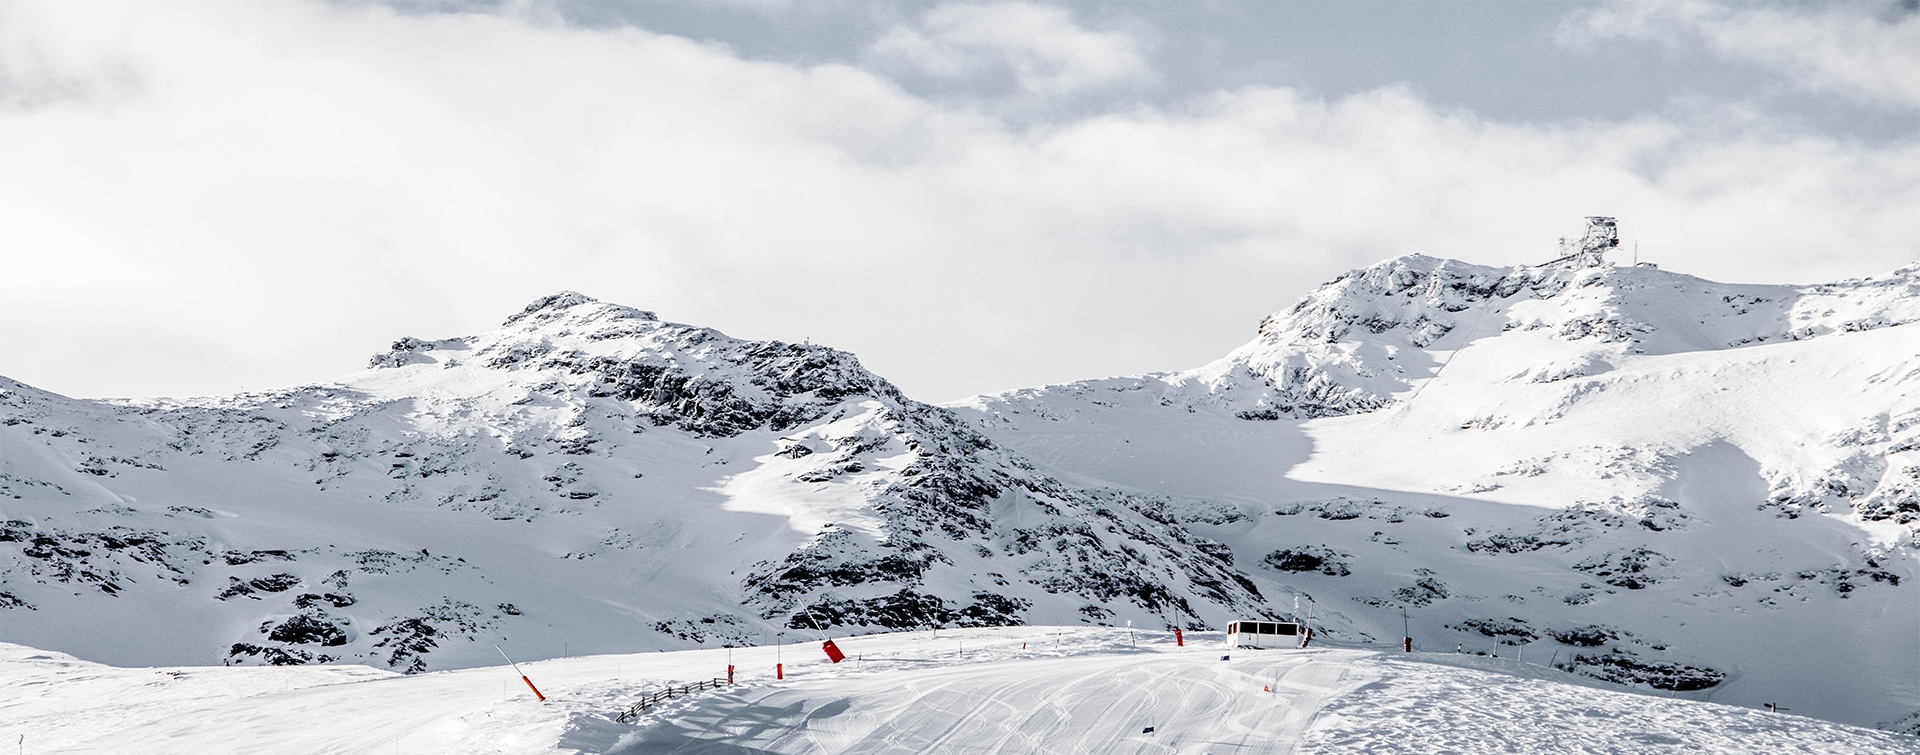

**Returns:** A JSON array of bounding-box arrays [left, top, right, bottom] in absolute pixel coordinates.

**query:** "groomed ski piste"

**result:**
[[5, 627, 1909, 754]]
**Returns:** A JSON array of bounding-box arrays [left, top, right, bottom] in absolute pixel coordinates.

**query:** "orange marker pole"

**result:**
[[495, 645, 546, 702]]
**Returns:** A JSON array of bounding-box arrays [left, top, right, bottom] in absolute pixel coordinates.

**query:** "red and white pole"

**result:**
[[495, 645, 546, 702]]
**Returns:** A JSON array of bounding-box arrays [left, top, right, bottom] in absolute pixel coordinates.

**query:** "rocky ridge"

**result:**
[[0, 293, 1264, 674]]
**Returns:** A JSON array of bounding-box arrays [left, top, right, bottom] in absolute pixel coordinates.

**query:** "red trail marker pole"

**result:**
[[494, 645, 546, 702], [1174, 628, 1184, 647]]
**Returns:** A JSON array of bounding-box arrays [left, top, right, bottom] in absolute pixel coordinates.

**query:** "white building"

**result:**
[[1225, 620, 1301, 649]]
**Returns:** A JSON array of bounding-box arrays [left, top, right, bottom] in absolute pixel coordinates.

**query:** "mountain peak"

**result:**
[[501, 291, 657, 327]]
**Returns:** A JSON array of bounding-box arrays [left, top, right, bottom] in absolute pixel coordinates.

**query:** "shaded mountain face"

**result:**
[[0, 293, 1263, 675], [951, 256, 1920, 730]]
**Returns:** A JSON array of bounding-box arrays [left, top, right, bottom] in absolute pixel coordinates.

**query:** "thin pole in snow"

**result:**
[[798, 604, 832, 642], [496, 645, 546, 702]]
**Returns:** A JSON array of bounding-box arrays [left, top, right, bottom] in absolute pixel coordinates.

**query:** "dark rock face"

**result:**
[[1262, 547, 1352, 576], [227, 643, 332, 666], [0, 520, 199, 598], [1563, 651, 1724, 691], [367, 600, 496, 675], [738, 397, 1269, 631], [1855, 465, 1920, 524], [1549, 624, 1622, 647], [1258, 256, 1561, 345], [1573, 548, 1671, 590], [266, 613, 349, 647], [561, 344, 898, 438], [1446, 617, 1537, 641]]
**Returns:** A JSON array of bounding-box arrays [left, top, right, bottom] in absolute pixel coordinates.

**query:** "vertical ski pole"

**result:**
[[496, 645, 546, 702]]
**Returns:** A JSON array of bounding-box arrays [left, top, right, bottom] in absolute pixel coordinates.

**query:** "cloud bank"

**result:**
[[0, 0, 1915, 402], [870, 3, 1152, 96], [1574, 0, 1920, 110]]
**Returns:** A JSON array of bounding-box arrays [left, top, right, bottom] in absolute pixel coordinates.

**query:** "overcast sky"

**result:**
[[3, 0, 1918, 403]]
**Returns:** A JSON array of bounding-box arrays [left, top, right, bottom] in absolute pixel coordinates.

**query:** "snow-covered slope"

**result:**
[[6, 628, 1911, 754], [7, 258, 1918, 735], [951, 256, 1920, 730], [1, 293, 1260, 676]]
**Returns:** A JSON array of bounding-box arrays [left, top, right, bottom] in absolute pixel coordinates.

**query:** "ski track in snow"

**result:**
[[627, 651, 1367, 753], [1304, 655, 1912, 754], [8, 628, 1909, 755]]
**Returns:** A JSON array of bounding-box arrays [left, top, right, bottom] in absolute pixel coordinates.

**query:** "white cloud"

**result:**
[[870, 3, 1152, 96], [1572, 0, 1920, 109], [0, 1, 1916, 404]]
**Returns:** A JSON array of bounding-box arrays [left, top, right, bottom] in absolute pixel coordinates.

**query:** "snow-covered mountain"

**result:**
[[950, 256, 1920, 730], [1, 293, 1259, 675], [5, 257, 1917, 734]]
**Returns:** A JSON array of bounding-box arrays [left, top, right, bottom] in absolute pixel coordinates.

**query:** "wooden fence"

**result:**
[[616, 677, 730, 724]]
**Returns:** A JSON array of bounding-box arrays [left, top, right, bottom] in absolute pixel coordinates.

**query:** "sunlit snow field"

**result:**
[[5, 627, 1907, 754]]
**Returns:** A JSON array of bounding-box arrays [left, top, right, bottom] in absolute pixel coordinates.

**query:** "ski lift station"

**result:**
[[1226, 620, 1301, 649]]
